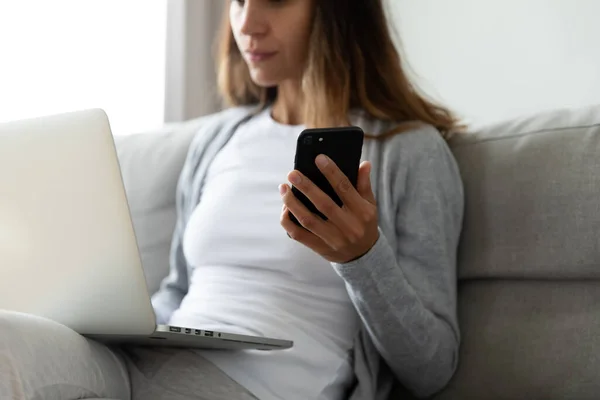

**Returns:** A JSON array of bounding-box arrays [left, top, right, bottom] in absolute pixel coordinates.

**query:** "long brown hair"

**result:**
[[217, 0, 461, 139]]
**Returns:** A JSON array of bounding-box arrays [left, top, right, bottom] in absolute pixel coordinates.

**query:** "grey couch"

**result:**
[[113, 104, 600, 399]]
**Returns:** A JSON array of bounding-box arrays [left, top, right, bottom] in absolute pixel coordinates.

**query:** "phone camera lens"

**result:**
[[303, 136, 313, 145]]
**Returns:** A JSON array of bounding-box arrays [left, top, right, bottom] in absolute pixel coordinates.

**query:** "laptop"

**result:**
[[0, 109, 293, 351]]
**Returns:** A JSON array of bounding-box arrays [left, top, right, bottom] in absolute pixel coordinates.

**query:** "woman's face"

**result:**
[[230, 0, 315, 87]]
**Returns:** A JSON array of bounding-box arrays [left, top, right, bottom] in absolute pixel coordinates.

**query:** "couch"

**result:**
[[111, 104, 600, 399]]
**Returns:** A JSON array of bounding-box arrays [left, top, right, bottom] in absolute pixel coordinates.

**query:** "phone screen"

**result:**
[[290, 126, 364, 223]]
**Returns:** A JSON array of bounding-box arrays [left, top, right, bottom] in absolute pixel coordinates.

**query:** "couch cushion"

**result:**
[[436, 280, 600, 400], [113, 118, 203, 294], [449, 105, 600, 280]]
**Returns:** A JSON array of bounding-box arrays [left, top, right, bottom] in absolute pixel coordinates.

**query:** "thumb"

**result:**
[[357, 161, 376, 204]]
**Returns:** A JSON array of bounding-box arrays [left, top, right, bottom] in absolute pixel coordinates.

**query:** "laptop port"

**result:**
[[185, 328, 191, 334], [205, 331, 214, 337], [169, 326, 181, 333], [195, 329, 202, 335]]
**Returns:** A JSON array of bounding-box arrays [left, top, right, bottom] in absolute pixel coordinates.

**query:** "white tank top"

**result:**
[[169, 108, 359, 400]]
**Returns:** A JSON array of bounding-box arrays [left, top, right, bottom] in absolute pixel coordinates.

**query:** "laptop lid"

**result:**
[[0, 109, 156, 335]]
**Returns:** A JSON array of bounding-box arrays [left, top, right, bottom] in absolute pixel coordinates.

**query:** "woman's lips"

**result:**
[[246, 51, 277, 62]]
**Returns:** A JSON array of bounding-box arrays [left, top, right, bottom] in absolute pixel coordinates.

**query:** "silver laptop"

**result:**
[[0, 109, 293, 351]]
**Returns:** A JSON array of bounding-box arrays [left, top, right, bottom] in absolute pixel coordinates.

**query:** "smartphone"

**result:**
[[290, 126, 364, 225]]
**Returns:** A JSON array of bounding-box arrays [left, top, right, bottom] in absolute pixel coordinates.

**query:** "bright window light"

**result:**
[[0, 1, 167, 135]]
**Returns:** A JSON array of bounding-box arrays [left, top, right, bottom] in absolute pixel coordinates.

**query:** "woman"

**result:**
[[1, 0, 463, 399]]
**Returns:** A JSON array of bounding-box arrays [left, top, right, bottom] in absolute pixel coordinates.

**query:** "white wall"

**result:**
[[387, 0, 600, 126], [0, 1, 167, 135]]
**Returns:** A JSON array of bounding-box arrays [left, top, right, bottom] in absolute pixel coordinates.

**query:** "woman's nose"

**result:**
[[239, 0, 268, 37]]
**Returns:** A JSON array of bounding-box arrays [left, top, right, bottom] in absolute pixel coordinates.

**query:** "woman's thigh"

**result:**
[[0, 310, 130, 400], [0, 310, 255, 400], [118, 346, 257, 400]]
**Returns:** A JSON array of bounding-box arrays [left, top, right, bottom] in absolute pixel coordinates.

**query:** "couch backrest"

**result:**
[[450, 105, 600, 281], [113, 118, 203, 294], [436, 104, 600, 399]]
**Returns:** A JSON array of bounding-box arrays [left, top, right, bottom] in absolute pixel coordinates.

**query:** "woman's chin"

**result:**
[[248, 71, 280, 89]]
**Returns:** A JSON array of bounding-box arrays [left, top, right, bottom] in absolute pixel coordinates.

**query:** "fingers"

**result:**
[[279, 184, 345, 250], [356, 161, 376, 205], [315, 154, 363, 210], [279, 204, 335, 256], [287, 170, 356, 232]]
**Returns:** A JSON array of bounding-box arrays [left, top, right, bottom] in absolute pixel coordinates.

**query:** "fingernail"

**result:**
[[316, 154, 329, 167], [289, 172, 301, 185], [279, 184, 288, 196]]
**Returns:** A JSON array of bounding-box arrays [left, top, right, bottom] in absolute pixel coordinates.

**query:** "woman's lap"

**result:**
[[0, 310, 255, 400], [118, 346, 258, 400]]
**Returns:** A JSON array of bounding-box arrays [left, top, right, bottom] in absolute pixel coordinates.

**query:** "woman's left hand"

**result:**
[[280, 154, 379, 264]]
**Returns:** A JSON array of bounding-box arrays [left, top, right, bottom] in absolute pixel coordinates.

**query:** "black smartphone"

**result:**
[[290, 126, 364, 225]]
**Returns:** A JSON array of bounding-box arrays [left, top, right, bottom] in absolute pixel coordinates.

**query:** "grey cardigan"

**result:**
[[151, 106, 464, 399]]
